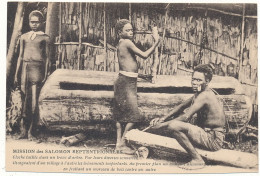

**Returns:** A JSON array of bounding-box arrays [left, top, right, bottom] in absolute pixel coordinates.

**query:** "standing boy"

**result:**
[[14, 10, 50, 140], [150, 64, 225, 170], [114, 19, 160, 154]]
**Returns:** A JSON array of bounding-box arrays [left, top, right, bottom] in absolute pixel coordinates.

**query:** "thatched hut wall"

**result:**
[[55, 3, 257, 86]]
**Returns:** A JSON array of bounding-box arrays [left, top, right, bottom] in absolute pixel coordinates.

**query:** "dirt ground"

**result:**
[[4, 129, 259, 174]]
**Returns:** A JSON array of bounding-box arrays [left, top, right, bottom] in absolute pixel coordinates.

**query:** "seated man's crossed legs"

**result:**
[[152, 120, 223, 170]]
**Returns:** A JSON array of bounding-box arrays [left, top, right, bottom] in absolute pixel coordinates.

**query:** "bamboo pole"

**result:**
[[55, 42, 104, 49], [241, 82, 258, 87], [59, 3, 62, 37], [99, 39, 117, 51], [129, 3, 132, 22], [135, 31, 238, 61], [238, 4, 245, 82], [103, 3, 107, 71], [186, 6, 257, 19], [158, 3, 170, 74], [57, 2, 62, 68], [177, 66, 193, 73], [199, 9, 208, 64], [77, 2, 83, 70]]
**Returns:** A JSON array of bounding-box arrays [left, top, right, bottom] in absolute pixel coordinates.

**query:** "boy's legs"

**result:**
[[18, 86, 31, 139], [121, 122, 134, 144], [166, 120, 205, 169], [116, 122, 122, 147], [115, 122, 135, 154], [28, 84, 37, 140], [17, 118, 27, 139]]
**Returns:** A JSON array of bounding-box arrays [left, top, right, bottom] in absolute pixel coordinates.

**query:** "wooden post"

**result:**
[[151, 26, 159, 83], [6, 2, 25, 81], [103, 3, 107, 71], [6, 2, 25, 105], [199, 9, 208, 64], [129, 3, 132, 22], [238, 4, 245, 82], [57, 2, 62, 69], [158, 3, 170, 75], [59, 2, 62, 38], [45, 2, 59, 71], [77, 2, 83, 70]]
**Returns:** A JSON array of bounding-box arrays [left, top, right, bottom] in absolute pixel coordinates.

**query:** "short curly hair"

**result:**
[[193, 64, 214, 82], [29, 10, 44, 22], [115, 19, 131, 35]]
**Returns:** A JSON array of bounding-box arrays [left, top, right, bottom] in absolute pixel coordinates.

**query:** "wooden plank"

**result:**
[[125, 129, 258, 168]]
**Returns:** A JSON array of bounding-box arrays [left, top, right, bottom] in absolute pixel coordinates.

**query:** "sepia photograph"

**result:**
[[3, 1, 259, 175]]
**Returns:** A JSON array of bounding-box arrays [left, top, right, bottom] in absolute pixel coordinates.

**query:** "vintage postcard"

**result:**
[[3, 1, 259, 175]]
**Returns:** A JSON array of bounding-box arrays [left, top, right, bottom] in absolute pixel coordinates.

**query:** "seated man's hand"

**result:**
[[150, 117, 165, 127]]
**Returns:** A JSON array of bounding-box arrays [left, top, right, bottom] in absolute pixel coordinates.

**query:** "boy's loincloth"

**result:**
[[113, 72, 143, 123], [21, 61, 45, 90], [187, 124, 225, 151], [21, 61, 45, 117]]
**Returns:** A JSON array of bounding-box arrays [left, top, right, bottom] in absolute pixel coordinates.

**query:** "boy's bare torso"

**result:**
[[117, 39, 138, 73]]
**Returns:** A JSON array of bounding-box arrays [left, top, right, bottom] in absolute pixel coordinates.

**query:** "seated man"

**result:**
[[150, 64, 225, 170]]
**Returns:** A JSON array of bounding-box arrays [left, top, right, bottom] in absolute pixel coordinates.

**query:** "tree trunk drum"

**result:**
[[38, 69, 251, 132]]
